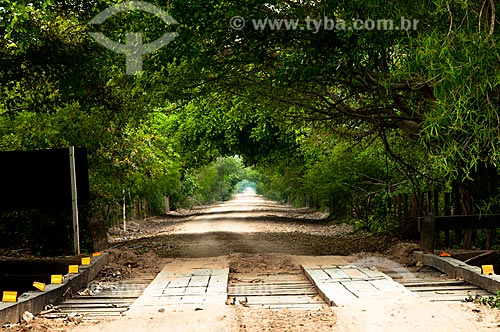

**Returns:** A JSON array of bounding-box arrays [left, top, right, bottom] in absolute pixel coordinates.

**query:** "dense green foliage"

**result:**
[[175, 157, 256, 208], [1, 0, 500, 238]]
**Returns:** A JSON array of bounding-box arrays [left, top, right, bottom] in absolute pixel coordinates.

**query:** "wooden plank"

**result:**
[[73, 294, 142, 299], [229, 285, 315, 291], [228, 284, 314, 290], [400, 280, 466, 287], [409, 285, 482, 292], [231, 281, 310, 287], [233, 273, 306, 277], [340, 268, 370, 280], [166, 277, 191, 288], [303, 268, 331, 281], [80, 291, 145, 296], [369, 279, 414, 294], [423, 296, 472, 301], [320, 281, 358, 306], [120, 280, 154, 284], [357, 268, 386, 279], [184, 286, 207, 295], [321, 267, 350, 280], [228, 289, 316, 295], [189, 275, 210, 287], [210, 268, 229, 276], [230, 280, 311, 285], [162, 287, 187, 295], [247, 304, 324, 310], [62, 299, 134, 304], [323, 265, 386, 279], [426, 298, 476, 302], [418, 289, 489, 296], [304, 264, 418, 306], [233, 272, 304, 277], [228, 279, 317, 296], [179, 295, 205, 304], [424, 290, 491, 296], [58, 307, 126, 313], [228, 290, 318, 296], [207, 273, 228, 294], [111, 284, 148, 290], [59, 312, 124, 317], [146, 295, 205, 305], [58, 303, 129, 308], [341, 280, 380, 297], [231, 279, 308, 284], [191, 268, 214, 275], [420, 216, 436, 251], [243, 295, 319, 302]]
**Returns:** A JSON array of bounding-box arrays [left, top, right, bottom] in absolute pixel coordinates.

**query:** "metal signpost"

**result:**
[[69, 146, 80, 255]]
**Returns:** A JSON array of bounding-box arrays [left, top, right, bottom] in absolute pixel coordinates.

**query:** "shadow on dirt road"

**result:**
[[113, 189, 396, 258]]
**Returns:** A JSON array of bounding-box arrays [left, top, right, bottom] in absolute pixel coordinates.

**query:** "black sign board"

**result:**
[[0, 148, 89, 211]]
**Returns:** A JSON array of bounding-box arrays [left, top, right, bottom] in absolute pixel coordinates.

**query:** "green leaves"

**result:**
[[2, 0, 500, 224]]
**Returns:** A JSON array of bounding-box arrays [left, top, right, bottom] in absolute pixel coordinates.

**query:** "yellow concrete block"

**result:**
[[68, 265, 79, 274], [482, 265, 495, 275], [51, 275, 63, 284], [2, 291, 17, 302], [33, 281, 46, 291]]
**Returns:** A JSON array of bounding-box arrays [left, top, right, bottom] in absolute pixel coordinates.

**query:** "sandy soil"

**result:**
[[3, 189, 500, 332], [108, 191, 395, 258]]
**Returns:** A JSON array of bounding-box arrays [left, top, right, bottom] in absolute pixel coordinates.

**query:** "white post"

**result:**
[[69, 146, 80, 255], [122, 189, 127, 232], [165, 196, 170, 213]]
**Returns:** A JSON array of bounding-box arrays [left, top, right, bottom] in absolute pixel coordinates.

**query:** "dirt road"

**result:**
[[6, 190, 500, 332], [84, 190, 500, 331], [112, 189, 393, 258], [166, 189, 349, 257]]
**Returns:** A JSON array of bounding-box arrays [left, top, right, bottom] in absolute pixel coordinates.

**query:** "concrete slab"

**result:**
[[303, 265, 414, 307]]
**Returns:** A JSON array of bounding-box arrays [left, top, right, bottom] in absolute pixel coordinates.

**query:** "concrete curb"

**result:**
[[0, 253, 108, 325], [414, 251, 500, 295]]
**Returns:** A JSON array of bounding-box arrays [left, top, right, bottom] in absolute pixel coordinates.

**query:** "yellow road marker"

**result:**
[[2, 291, 17, 302], [33, 281, 46, 291], [92, 252, 101, 257], [482, 265, 495, 275], [51, 275, 63, 284], [68, 265, 79, 274], [81, 257, 91, 265]]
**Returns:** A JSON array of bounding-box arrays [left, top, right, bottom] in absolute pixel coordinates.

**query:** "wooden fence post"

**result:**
[[165, 196, 170, 213], [403, 193, 409, 233], [444, 193, 451, 215], [427, 191, 432, 214], [420, 215, 436, 252], [433, 190, 439, 216], [486, 228, 496, 250]]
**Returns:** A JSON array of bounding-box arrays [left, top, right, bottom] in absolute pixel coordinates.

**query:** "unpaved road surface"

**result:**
[[110, 189, 394, 257], [4, 190, 500, 332]]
